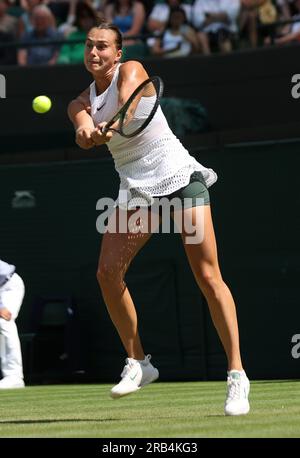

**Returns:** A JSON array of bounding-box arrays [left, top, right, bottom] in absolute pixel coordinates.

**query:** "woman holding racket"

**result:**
[[68, 22, 250, 416]]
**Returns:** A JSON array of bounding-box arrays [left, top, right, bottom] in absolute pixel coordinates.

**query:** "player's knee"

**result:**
[[96, 265, 111, 287], [197, 267, 223, 297], [96, 264, 123, 289]]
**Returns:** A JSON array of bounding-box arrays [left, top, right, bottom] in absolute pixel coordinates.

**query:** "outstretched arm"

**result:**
[[69, 87, 113, 148], [68, 87, 96, 149]]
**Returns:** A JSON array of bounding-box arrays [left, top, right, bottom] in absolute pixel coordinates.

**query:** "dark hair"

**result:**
[[93, 21, 123, 50], [167, 6, 187, 27]]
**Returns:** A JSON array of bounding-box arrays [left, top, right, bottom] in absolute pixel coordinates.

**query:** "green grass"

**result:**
[[0, 380, 299, 437]]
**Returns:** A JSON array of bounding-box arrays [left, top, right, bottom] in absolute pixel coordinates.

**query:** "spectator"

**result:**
[[276, 0, 291, 19], [274, 0, 295, 35], [58, 1, 98, 63], [147, 0, 193, 37], [57, 0, 78, 36], [18, 0, 45, 36], [104, 0, 146, 45], [270, 0, 300, 44], [150, 6, 198, 57], [45, 0, 69, 25], [18, 4, 62, 65], [0, 0, 19, 36], [7, 0, 25, 18], [239, 1, 276, 48], [58, 0, 105, 37], [0, 259, 25, 389], [192, 0, 240, 54]]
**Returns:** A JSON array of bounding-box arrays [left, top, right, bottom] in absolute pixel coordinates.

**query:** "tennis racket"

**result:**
[[102, 76, 164, 138]]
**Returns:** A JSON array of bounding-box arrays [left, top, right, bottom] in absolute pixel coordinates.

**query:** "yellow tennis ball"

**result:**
[[32, 95, 52, 114]]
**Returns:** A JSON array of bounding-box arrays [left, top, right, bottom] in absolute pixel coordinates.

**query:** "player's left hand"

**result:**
[[91, 123, 113, 145], [75, 126, 95, 149]]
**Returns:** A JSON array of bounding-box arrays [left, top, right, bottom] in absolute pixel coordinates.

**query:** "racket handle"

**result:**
[[102, 121, 115, 134], [100, 124, 109, 134]]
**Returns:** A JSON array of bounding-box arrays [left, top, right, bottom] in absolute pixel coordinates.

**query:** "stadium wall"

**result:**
[[1, 44, 300, 158]]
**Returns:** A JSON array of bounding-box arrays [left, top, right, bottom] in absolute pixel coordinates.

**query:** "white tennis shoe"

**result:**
[[110, 354, 159, 399], [224, 370, 250, 416], [0, 376, 25, 389]]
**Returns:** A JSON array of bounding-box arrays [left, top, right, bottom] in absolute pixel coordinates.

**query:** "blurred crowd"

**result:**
[[1, 0, 300, 65]]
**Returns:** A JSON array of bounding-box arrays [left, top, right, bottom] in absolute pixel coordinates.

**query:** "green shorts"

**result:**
[[161, 171, 210, 207]]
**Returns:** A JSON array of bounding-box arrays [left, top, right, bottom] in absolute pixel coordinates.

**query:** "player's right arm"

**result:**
[[68, 87, 113, 149], [68, 87, 95, 150]]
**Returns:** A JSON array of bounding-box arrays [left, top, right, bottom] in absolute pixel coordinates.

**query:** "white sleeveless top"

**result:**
[[90, 63, 217, 208]]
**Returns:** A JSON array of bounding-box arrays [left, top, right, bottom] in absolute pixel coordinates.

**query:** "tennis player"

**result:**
[[68, 22, 250, 415]]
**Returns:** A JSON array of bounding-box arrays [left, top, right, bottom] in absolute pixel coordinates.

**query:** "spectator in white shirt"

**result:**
[[147, 0, 193, 38], [191, 0, 240, 54], [150, 6, 199, 57]]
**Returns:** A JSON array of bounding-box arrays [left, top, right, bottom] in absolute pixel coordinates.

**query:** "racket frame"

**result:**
[[102, 76, 164, 138]]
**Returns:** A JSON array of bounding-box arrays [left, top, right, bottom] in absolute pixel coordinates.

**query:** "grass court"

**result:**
[[0, 380, 299, 438]]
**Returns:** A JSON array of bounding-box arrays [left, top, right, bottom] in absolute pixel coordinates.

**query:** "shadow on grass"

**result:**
[[0, 419, 119, 425]]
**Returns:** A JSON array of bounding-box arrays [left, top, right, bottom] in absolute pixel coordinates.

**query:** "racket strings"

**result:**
[[121, 81, 159, 136]]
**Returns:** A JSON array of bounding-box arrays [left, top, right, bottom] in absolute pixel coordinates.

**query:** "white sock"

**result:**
[[227, 369, 246, 376]]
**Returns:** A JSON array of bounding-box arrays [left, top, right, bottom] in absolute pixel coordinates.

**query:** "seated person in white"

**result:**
[[147, 0, 193, 46], [192, 0, 240, 54], [150, 7, 199, 57]]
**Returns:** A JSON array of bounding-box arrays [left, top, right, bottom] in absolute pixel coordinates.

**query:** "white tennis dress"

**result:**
[[90, 63, 217, 208]]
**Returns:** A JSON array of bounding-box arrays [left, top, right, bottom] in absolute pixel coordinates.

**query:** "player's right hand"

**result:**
[[75, 126, 95, 149]]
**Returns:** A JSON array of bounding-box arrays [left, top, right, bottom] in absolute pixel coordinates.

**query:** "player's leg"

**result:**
[[179, 205, 243, 369], [0, 274, 25, 389], [97, 207, 159, 398], [173, 201, 249, 415], [98, 208, 154, 359]]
